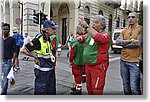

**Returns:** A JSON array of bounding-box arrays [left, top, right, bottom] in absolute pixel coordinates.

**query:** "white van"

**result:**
[[111, 29, 123, 53]]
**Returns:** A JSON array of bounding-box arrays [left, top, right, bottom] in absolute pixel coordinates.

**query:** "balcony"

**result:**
[[105, 0, 121, 9]]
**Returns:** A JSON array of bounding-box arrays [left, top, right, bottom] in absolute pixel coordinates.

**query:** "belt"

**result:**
[[34, 64, 53, 71]]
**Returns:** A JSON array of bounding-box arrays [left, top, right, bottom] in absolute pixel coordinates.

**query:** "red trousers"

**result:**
[[86, 60, 109, 95], [71, 64, 85, 84]]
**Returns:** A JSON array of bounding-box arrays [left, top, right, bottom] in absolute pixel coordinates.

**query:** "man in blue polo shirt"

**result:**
[[21, 20, 59, 95]]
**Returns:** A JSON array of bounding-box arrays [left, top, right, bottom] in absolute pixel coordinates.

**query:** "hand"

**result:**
[[12, 63, 15, 68], [62, 45, 67, 48], [76, 36, 82, 41], [79, 18, 88, 28], [69, 64, 72, 68], [34, 56, 40, 65]]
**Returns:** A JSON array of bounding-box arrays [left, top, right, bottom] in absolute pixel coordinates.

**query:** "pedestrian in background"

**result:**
[[69, 25, 85, 95], [21, 20, 59, 95], [12, 27, 24, 72], [22, 32, 31, 60], [116, 12, 142, 95], [1, 23, 16, 95], [77, 15, 110, 95], [64, 31, 75, 58]]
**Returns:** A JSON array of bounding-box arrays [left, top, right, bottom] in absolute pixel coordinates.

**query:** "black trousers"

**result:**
[[34, 68, 56, 95]]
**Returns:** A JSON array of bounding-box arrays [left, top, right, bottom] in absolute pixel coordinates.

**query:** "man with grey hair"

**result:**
[[77, 15, 110, 95]]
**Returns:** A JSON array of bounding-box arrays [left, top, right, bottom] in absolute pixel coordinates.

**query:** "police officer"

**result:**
[[21, 20, 59, 95]]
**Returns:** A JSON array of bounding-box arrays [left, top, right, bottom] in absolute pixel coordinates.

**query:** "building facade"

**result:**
[[0, 0, 143, 44]]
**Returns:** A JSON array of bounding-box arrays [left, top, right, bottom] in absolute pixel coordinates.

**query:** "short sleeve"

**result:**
[[25, 38, 41, 52]]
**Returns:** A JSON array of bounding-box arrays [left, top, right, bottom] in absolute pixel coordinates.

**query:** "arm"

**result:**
[[93, 32, 110, 43], [12, 39, 17, 67], [116, 36, 132, 46], [123, 34, 142, 48], [116, 33, 142, 48], [79, 19, 97, 38], [69, 46, 75, 65], [21, 47, 40, 65], [20, 38, 41, 65], [64, 36, 69, 47], [20, 47, 37, 59]]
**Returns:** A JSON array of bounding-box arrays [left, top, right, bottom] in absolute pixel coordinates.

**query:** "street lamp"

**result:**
[[18, 2, 23, 34]]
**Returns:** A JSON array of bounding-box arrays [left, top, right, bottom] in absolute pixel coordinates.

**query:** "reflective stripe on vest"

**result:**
[[34, 64, 53, 71], [37, 54, 55, 63]]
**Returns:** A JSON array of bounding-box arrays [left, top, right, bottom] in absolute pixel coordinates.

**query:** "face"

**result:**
[[46, 27, 56, 36], [128, 13, 138, 25], [93, 18, 102, 31], [53, 29, 57, 34], [25, 33, 28, 36], [2, 26, 10, 36], [70, 32, 73, 36]]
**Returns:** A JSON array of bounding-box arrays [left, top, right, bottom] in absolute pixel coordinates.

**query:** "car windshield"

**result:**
[[114, 32, 120, 40]]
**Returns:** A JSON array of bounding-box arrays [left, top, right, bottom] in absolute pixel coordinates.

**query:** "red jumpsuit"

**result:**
[[81, 30, 110, 95], [70, 39, 85, 91]]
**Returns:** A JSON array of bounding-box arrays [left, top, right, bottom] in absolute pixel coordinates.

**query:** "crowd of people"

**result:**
[[1, 12, 143, 95]]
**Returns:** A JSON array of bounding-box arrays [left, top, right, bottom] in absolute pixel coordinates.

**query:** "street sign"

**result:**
[[16, 18, 22, 25]]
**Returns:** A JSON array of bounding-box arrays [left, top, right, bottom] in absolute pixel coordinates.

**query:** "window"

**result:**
[[98, 10, 103, 16]]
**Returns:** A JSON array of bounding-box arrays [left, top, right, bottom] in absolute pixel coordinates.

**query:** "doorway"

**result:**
[[62, 18, 67, 45]]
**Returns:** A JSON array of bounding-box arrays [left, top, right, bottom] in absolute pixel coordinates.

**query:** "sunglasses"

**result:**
[[128, 16, 136, 19]]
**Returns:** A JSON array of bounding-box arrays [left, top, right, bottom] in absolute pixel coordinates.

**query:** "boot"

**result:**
[[70, 84, 82, 95], [70, 90, 82, 95], [71, 87, 76, 91]]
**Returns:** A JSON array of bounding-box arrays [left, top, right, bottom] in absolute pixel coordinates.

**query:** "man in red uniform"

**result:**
[[77, 15, 110, 95], [69, 26, 85, 95]]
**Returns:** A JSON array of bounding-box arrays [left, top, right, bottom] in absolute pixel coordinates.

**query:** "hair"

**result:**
[[93, 15, 106, 29], [2, 23, 10, 31], [76, 25, 85, 35], [129, 12, 139, 18]]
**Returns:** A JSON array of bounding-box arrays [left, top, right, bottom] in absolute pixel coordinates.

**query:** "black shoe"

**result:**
[[70, 90, 82, 95], [22, 57, 26, 60], [71, 87, 76, 91], [26, 57, 29, 61]]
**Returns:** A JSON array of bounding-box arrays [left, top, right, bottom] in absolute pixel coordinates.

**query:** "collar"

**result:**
[[41, 32, 49, 41]]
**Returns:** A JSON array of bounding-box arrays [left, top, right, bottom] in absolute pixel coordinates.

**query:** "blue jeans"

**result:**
[[1, 59, 12, 95], [34, 68, 56, 95], [120, 60, 141, 95]]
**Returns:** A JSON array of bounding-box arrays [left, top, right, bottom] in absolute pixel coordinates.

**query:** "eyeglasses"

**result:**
[[128, 16, 136, 19]]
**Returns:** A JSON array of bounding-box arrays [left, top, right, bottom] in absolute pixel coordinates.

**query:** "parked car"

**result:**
[[111, 29, 123, 53]]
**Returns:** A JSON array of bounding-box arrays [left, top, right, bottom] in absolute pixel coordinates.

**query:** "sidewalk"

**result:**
[[7, 49, 123, 95]]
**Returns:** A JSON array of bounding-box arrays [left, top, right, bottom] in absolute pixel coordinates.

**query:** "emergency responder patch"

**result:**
[[29, 41, 34, 46]]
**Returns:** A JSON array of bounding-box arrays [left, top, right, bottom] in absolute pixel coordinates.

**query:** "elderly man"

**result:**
[[21, 20, 59, 95], [78, 15, 110, 95], [116, 12, 142, 95]]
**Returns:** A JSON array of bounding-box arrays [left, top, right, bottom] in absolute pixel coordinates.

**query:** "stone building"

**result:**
[[0, 0, 143, 44]]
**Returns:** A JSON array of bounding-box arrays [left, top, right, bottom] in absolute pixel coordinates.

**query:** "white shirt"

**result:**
[[23, 36, 31, 46]]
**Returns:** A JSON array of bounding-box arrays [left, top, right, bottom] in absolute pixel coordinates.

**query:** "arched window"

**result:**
[[50, 8, 53, 18], [116, 17, 120, 28], [84, 6, 90, 25], [98, 10, 103, 16]]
